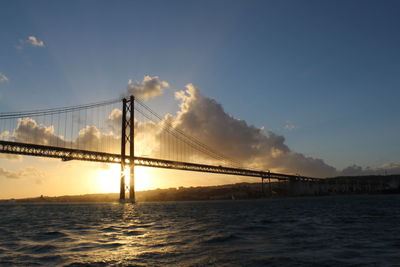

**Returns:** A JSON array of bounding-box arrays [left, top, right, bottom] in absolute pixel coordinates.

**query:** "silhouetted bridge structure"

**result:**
[[0, 96, 319, 201]]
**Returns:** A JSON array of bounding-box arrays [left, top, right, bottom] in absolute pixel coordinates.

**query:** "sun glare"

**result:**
[[134, 166, 152, 191], [96, 164, 153, 193]]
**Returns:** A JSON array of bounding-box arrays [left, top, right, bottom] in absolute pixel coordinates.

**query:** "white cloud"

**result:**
[[17, 35, 45, 50], [169, 84, 338, 177], [26, 36, 45, 47], [127, 75, 169, 100], [0, 73, 9, 83], [107, 108, 122, 135], [13, 118, 64, 146]]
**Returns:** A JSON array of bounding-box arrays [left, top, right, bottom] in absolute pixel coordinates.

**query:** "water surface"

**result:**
[[1, 195, 400, 266]]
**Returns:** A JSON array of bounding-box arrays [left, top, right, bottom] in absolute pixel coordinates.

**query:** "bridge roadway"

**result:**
[[0, 140, 320, 182]]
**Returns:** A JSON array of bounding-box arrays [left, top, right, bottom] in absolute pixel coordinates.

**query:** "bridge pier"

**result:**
[[261, 171, 273, 198], [120, 164, 126, 200], [120, 95, 135, 203], [129, 163, 135, 200]]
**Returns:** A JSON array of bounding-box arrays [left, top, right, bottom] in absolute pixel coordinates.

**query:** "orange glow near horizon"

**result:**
[[96, 164, 153, 193]]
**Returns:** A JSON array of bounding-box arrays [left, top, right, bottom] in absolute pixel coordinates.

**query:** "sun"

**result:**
[[96, 164, 153, 193]]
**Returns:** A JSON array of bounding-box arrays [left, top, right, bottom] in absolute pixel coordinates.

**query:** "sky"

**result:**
[[1, 0, 400, 198]]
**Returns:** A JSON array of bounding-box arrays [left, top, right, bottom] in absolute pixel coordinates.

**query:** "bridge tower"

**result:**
[[120, 95, 135, 202]]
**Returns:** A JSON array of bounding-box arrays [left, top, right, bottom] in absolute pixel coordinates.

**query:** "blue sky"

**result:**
[[1, 0, 400, 171]]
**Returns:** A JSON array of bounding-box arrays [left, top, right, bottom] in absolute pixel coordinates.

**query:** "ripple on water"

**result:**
[[19, 244, 59, 254], [101, 226, 119, 232], [32, 230, 69, 241], [67, 242, 99, 252], [123, 229, 144, 236], [99, 242, 124, 249], [0, 241, 21, 250], [202, 233, 241, 244]]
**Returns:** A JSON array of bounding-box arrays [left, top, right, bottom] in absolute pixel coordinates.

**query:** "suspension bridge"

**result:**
[[0, 96, 319, 202]]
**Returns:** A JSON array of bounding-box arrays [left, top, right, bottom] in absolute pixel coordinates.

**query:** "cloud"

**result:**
[[167, 84, 400, 177], [341, 162, 400, 176], [13, 118, 65, 146], [341, 165, 364, 176], [0, 73, 9, 83], [0, 168, 20, 179], [0, 154, 22, 161], [283, 122, 296, 131], [107, 108, 122, 135], [76, 126, 101, 149], [26, 36, 45, 47], [7, 117, 120, 154], [127, 75, 169, 100], [17, 35, 45, 50], [168, 84, 338, 177], [0, 167, 45, 180]]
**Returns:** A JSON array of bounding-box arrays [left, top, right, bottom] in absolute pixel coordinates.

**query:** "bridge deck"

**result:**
[[0, 140, 320, 182]]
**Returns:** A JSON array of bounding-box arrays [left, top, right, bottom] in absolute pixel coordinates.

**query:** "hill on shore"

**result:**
[[1, 182, 270, 203], [2, 174, 399, 203]]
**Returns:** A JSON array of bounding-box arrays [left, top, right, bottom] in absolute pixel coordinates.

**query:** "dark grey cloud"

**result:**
[[341, 162, 400, 176]]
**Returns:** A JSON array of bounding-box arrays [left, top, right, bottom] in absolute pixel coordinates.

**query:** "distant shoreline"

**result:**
[[2, 175, 400, 203]]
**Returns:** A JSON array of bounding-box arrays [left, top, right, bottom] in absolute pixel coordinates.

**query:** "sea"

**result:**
[[1, 195, 400, 266]]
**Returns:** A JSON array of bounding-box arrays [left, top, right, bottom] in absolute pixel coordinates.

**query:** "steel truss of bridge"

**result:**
[[0, 140, 320, 182]]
